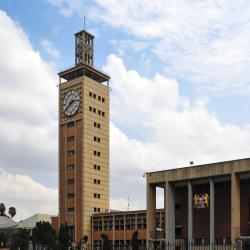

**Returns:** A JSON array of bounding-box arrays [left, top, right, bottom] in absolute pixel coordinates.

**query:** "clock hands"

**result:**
[[65, 100, 79, 114]]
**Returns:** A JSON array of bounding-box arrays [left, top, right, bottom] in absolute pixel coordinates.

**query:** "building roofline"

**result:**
[[74, 29, 94, 38], [146, 157, 250, 175], [92, 208, 164, 217]]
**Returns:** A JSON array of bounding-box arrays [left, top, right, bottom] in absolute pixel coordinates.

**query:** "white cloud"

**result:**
[[107, 54, 250, 204], [110, 197, 140, 212], [110, 39, 148, 56], [47, 0, 84, 17], [0, 169, 57, 221], [88, 0, 250, 94], [41, 39, 60, 58], [0, 10, 57, 177]]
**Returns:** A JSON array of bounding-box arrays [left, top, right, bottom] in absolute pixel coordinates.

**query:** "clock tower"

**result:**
[[58, 30, 110, 243]]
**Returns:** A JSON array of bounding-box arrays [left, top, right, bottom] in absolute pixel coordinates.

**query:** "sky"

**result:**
[[0, 0, 250, 220]]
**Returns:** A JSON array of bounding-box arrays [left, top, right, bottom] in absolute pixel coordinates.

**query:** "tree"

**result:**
[[58, 224, 70, 250], [101, 234, 111, 250], [10, 229, 30, 250], [0, 203, 6, 216], [0, 232, 7, 247], [8, 207, 16, 218], [131, 231, 139, 250], [32, 221, 57, 250]]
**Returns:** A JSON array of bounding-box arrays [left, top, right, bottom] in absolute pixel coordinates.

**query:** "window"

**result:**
[[94, 122, 101, 128], [68, 150, 75, 156], [102, 97, 105, 103], [102, 112, 105, 117], [67, 193, 75, 199], [93, 108, 96, 113], [89, 106, 92, 111], [67, 178, 75, 185], [94, 151, 101, 156], [94, 136, 101, 143], [93, 93, 96, 99], [98, 110, 101, 115], [94, 179, 101, 184], [104, 220, 113, 231], [67, 207, 75, 212], [89, 92, 92, 97], [67, 121, 75, 127], [98, 96, 101, 101], [93, 221, 102, 231], [94, 165, 101, 170], [67, 164, 74, 171], [67, 136, 75, 142], [94, 193, 101, 199]]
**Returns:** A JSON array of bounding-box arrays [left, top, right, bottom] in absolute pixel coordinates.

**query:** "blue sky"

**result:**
[[0, 0, 250, 219], [2, 0, 249, 124]]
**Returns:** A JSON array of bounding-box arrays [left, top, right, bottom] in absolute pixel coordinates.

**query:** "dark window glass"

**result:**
[[67, 179, 75, 185], [67, 121, 75, 127], [67, 136, 75, 142], [67, 164, 74, 171], [67, 193, 75, 199], [67, 207, 75, 212], [68, 150, 75, 156]]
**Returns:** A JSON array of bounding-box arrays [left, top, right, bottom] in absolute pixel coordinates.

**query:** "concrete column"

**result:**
[[146, 183, 156, 243], [231, 173, 240, 244], [210, 179, 214, 246], [188, 182, 193, 248], [165, 181, 175, 243]]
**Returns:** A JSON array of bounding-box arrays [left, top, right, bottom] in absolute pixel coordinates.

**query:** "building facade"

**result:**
[[146, 158, 250, 245], [58, 30, 110, 242]]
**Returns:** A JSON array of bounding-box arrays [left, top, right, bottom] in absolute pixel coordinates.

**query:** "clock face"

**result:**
[[63, 90, 80, 116]]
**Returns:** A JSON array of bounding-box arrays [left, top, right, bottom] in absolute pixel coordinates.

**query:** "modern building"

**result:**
[[92, 209, 163, 247], [58, 30, 110, 243], [146, 158, 250, 244]]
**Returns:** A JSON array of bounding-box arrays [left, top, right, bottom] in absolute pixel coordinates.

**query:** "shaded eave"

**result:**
[[58, 63, 110, 84]]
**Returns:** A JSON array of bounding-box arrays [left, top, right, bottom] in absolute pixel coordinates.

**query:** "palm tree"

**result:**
[[8, 207, 16, 218], [0, 203, 6, 216]]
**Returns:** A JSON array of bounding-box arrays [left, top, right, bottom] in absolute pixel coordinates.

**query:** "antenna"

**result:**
[[127, 196, 130, 211]]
